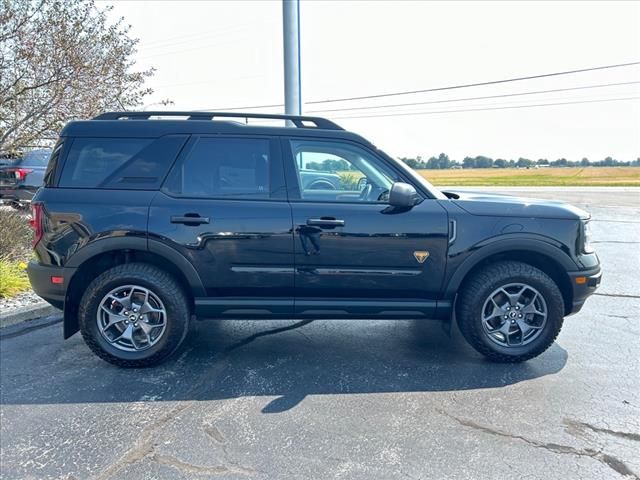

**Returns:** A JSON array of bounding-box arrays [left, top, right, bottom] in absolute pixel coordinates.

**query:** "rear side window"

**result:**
[[163, 137, 270, 199], [59, 136, 187, 189]]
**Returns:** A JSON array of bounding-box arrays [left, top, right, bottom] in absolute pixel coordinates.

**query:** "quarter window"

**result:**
[[163, 137, 271, 198], [59, 136, 186, 189]]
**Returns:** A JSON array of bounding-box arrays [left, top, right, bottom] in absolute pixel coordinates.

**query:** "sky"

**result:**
[[101, 1, 640, 162]]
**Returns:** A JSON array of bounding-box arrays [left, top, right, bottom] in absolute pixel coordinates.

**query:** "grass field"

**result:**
[[418, 167, 640, 187]]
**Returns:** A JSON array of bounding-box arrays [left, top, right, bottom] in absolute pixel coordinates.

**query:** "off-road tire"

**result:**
[[79, 263, 189, 367], [456, 261, 565, 362]]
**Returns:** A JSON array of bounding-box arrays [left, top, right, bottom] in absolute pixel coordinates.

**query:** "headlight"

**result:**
[[582, 220, 594, 253]]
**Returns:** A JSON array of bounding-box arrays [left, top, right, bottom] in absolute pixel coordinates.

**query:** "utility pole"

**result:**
[[282, 0, 301, 117]]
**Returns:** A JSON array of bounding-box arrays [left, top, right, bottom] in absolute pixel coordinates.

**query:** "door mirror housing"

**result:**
[[388, 182, 420, 208]]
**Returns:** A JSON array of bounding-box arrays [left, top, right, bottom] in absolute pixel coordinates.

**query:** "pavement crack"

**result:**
[[204, 425, 226, 444], [439, 410, 639, 479], [93, 403, 190, 480], [594, 293, 640, 299], [151, 454, 253, 476], [592, 241, 640, 244], [564, 419, 640, 442]]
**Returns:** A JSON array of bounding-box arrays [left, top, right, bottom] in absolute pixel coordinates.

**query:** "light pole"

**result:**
[[282, 0, 301, 117]]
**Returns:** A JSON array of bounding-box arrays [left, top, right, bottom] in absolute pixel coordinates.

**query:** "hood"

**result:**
[[443, 190, 590, 220]]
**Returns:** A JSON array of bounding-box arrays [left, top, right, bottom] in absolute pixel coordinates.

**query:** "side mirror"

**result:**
[[388, 182, 420, 208]]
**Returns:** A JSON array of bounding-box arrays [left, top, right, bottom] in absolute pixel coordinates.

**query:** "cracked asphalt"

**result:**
[[1, 188, 639, 479]]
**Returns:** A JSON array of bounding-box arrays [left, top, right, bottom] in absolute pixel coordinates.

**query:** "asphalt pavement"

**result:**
[[1, 188, 639, 479]]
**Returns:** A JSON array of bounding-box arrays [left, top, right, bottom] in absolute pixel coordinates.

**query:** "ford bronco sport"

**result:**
[[27, 112, 601, 367]]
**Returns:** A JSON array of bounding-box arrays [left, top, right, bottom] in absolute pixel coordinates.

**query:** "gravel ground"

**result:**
[[0, 290, 45, 313]]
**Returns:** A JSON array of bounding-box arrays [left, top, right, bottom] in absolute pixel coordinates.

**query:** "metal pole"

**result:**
[[282, 0, 301, 117]]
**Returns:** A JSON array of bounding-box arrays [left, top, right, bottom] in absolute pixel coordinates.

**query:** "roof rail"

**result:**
[[92, 111, 343, 130]]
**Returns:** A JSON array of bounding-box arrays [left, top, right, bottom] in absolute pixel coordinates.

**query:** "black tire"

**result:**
[[79, 263, 190, 367], [456, 261, 564, 363]]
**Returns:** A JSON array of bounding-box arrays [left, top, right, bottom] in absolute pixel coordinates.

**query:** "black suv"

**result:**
[[27, 112, 601, 367]]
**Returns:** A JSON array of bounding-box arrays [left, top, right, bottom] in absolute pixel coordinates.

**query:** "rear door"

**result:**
[[148, 135, 295, 318]]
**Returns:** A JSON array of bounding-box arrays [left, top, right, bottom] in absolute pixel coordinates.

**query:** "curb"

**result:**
[[0, 303, 61, 329]]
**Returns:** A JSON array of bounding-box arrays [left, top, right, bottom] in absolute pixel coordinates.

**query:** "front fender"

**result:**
[[443, 234, 578, 299]]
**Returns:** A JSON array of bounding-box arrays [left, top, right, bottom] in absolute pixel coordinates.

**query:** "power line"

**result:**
[[330, 96, 640, 120], [195, 61, 640, 111], [306, 61, 640, 105], [306, 81, 640, 114], [193, 103, 284, 112]]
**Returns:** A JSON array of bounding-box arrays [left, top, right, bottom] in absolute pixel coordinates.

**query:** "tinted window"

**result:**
[[164, 137, 270, 198], [59, 136, 187, 189]]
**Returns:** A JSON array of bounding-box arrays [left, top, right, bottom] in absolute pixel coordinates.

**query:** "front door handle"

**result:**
[[170, 214, 210, 225], [306, 218, 345, 227]]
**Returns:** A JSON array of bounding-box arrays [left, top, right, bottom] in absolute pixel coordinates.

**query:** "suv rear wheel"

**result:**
[[456, 261, 564, 362], [78, 263, 189, 367]]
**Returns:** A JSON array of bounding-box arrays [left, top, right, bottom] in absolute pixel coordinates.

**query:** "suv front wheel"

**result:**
[[78, 263, 189, 367], [456, 261, 565, 362]]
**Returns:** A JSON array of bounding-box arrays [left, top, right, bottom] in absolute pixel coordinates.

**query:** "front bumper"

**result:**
[[567, 265, 602, 315], [26, 261, 75, 310]]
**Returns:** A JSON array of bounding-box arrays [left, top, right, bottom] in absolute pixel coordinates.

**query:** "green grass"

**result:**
[[0, 258, 30, 298], [419, 167, 640, 187]]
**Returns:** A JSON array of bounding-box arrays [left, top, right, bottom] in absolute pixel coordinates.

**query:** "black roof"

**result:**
[[60, 111, 369, 144]]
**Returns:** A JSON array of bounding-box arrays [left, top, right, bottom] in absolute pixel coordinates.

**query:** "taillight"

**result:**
[[30, 203, 44, 248], [14, 168, 33, 180]]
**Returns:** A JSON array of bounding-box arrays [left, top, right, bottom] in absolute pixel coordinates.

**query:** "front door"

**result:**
[[149, 135, 294, 317], [284, 138, 449, 318]]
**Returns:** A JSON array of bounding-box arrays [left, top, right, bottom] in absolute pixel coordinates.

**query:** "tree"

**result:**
[[462, 156, 476, 169], [494, 158, 508, 168], [474, 155, 493, 168], [517, 157, 534, 168], [1, 0, 155, 154]]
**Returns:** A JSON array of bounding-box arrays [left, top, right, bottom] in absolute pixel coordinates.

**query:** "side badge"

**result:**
[[414, 251, 429, 264]]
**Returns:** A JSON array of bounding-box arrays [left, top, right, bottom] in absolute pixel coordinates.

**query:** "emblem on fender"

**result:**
[[414, 251, 429, 264]]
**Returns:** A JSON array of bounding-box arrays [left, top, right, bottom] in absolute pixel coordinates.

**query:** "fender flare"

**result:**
[[63, 236, 206, 339], [65, 236, 205, 296], [443, 236, 578, 299]]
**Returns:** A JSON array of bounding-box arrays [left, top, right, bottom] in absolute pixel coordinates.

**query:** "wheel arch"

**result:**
[[63, 238, 204, 338], [446, 238, 576, 316]]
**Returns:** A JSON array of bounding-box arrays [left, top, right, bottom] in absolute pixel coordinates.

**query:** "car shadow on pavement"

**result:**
[[0, 317, 567, 412]]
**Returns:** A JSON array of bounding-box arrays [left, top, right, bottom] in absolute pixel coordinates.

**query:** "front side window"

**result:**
[[163, 137, 270, 199], [290, 139, 398, 203]]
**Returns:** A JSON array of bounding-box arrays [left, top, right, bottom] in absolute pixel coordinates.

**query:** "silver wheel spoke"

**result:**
[[110, 323, 134, 344], [103, 313, 127, 330], [481, 282, 548, 348], [97, 284, 167, 353], [140, 302, 164, 315]]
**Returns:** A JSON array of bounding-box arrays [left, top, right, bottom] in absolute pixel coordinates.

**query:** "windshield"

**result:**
[[376, 148, 447, 200]]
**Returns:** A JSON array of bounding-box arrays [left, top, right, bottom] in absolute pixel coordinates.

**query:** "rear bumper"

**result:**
[[26, 261, 75, 310], [0, 185, 33, 202], [567, 265, 602, 315]]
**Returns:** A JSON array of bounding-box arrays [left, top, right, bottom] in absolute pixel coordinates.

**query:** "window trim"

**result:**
[[160, 134, 287, 202], [281, 136, 424, 205]]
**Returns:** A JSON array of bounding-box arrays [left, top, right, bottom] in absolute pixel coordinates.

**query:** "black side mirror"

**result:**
[[388, 182, 420, 208]]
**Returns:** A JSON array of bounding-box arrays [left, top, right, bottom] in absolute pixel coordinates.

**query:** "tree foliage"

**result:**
[[399, 154, 640, 169], [0, 0, 154, 154]]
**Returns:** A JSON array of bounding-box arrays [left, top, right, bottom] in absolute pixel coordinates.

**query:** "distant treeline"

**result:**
[[398, 154, 640, 169]]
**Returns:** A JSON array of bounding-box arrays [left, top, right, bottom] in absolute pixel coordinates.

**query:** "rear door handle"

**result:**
[[170, 215, 210, 225], [306, 218, 345, 227]]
